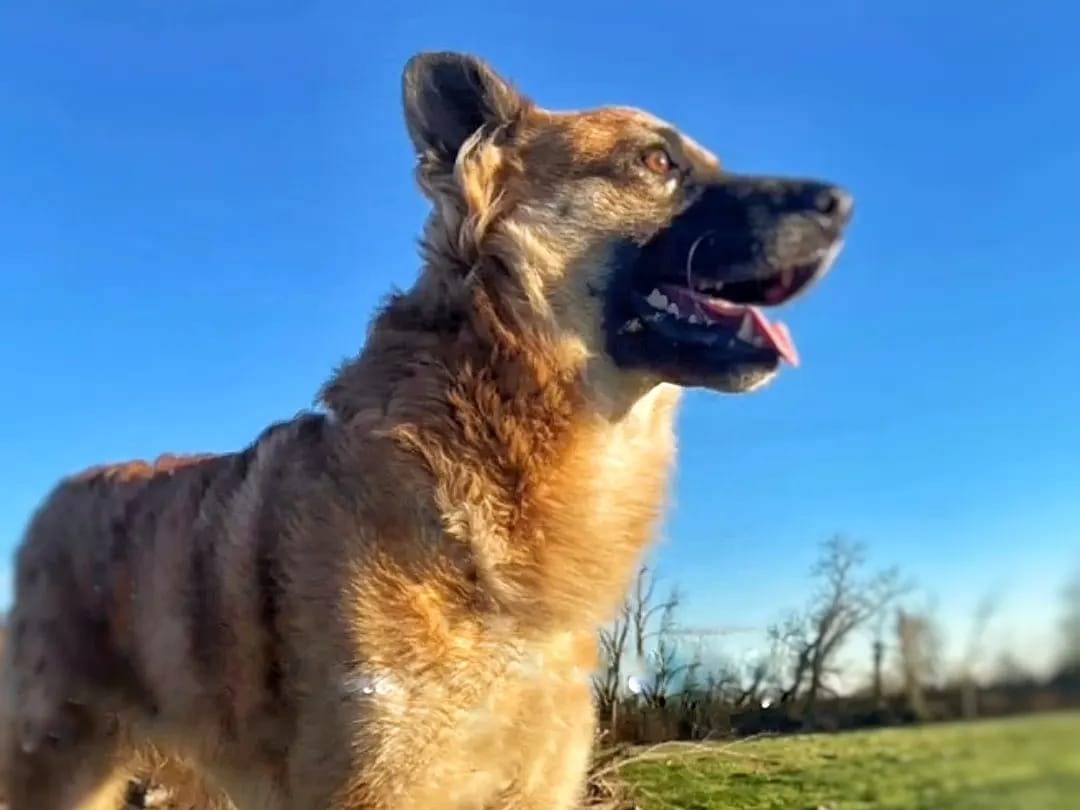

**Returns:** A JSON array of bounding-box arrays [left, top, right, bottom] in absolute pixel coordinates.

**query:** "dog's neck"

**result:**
[[320, 267, 680, 628]]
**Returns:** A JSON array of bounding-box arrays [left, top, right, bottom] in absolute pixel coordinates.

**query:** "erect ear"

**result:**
[[402, 52, 528, 164]]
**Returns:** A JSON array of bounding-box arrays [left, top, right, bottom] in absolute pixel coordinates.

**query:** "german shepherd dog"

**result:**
[[0, 52, 851, 809]]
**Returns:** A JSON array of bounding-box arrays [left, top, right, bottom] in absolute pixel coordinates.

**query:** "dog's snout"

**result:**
[[814, 185, 854, 224], [712, 176, 853, 228]]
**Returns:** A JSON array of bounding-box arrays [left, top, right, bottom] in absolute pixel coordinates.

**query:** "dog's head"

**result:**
[[402, 52, 851, 404]]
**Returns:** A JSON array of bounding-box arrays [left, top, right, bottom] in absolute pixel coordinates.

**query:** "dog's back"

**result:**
[[1, 414, 326, 808]]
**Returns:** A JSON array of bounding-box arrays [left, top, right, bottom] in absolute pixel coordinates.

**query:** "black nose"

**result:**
[[814, 185, 854, 223]]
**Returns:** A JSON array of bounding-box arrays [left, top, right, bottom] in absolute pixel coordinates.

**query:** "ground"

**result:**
[[615, 711, 1080, 809]]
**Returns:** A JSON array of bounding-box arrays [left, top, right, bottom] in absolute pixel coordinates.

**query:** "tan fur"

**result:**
[[0, 54, 727, 809]]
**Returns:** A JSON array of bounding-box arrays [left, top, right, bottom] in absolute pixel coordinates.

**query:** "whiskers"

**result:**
[[684, 230, 715, 323]]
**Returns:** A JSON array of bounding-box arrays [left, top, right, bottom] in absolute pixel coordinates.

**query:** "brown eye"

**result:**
[[643, 147, 673, 175]]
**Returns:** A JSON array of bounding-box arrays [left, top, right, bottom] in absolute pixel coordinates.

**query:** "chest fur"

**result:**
[[525, 383, 681, 625], [363, 629, 597, 808]]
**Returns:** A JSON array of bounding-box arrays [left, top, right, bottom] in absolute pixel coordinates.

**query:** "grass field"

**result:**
[[616, 711, 1080, 809]]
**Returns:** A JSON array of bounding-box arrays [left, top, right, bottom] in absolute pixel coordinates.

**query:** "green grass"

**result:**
[[617, 711, 1080, 809]]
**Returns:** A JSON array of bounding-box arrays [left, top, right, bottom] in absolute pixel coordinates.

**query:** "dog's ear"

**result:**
[[402, 52, 528, 164]]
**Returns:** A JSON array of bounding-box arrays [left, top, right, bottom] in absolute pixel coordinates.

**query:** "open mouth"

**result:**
[[606, 176, 852, 392], [626, 240, 844, 369]]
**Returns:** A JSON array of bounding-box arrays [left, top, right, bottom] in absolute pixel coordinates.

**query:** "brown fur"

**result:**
[[1, 53, 744, 809]]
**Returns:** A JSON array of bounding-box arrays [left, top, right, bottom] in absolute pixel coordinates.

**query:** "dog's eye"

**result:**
[[642, 147, 673, 175]]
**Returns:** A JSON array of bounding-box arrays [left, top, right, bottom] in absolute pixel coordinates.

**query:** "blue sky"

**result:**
[[3, 2, 1078, 677]]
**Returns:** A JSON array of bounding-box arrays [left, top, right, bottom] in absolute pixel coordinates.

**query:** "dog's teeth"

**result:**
[[737, 313, 755, 342], [620, 318, 643, 334], [688, 314, 700, 325], [666, 303, 681, 316], [646, 289, 669, 310]]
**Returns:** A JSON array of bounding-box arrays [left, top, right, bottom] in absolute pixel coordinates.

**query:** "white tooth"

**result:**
[[645, 289, 669, 310], [688, 314, 700, 325], [737, 313, 755, 342], [620, 318, 643, 334], [667, 303, 681, 316], [751, 335, 766, 347], [820, 239, 844, 273]]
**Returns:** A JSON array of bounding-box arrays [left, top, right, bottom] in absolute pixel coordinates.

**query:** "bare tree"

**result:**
[[1059, 566, 1080, 678], [592, 597, 632, 734], [993, 649, 1035, 689], [639, 597, 690, 708], [773, 536, 909, 718], [959, 590, 999, 719], [702, 658, 742, 705], [870, 610, 889, 710], [630, 566, 679, 659], [771, 613, 813, 706], [896, 607, 941, 720], [735, 655, 771, 709], [592, 565, 680, 737]]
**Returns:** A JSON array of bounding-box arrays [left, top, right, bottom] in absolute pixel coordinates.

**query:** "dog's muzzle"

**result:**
[[606, 174, 852, 387]]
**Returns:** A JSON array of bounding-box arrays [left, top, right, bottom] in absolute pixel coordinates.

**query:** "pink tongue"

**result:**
[[664, 286, 800, 367], [749, 308, 800, 367]]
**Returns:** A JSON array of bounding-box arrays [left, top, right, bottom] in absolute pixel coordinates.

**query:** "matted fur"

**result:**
[[1, 52, 776, 809]]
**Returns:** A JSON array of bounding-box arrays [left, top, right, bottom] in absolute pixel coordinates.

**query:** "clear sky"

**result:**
[[3, 2, 1078, 678]]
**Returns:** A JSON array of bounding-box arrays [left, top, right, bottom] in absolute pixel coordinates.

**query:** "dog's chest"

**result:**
[[588, 385, 679, 515], [387, 630, 596, 807]]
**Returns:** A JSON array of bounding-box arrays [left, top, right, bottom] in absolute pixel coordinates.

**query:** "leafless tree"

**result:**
[[592, 565, 680, 736], [1059, 566, 1080, 677], [959, 590, 999, 719], [870, 610, 889, 710], [772, 536, 909, 717], [771, 613, 813, 706], [992, 649, 1035, 689], [734, 655, 771, 708], [592, 597, 632, 733], [709, 661, 740, 699], [630, 566, 680, 659], [896, 607, 941, 720], [638, 597, 690, 708]]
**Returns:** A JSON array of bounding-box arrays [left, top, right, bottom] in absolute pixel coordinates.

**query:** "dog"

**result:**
[[0, 51, 850, 809]]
